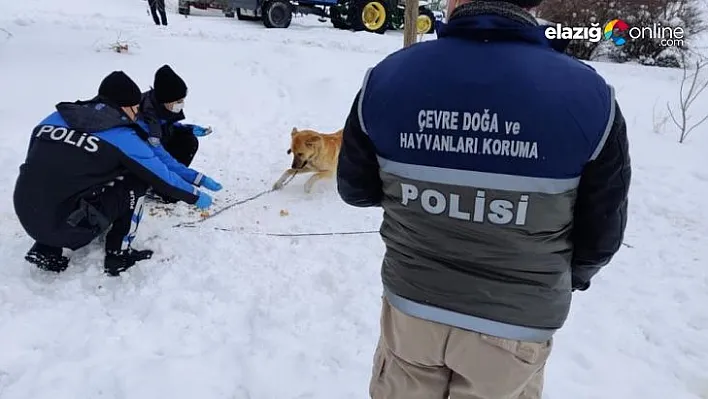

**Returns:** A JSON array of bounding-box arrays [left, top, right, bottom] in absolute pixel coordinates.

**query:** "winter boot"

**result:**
[[25, 243, 69, 272], [104, 248, 154, 276]]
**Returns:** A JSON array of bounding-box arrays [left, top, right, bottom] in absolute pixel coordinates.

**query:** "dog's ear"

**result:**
[[305, 136, 322, 148], [291, 127, 298, 137]]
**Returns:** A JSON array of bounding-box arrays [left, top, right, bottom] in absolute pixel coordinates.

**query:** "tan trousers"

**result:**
[[369, 297, 553, 399]]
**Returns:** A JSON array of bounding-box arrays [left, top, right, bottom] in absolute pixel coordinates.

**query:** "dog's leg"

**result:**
[[273, 168, 297, 190], [303, 171, 333, 193]]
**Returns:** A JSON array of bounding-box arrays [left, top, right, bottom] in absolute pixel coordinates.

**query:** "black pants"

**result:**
[[154, 130, 199, 203], [56, 175, 149, 252], [148, 0, 167, 25], [163, 129, 199, 167]]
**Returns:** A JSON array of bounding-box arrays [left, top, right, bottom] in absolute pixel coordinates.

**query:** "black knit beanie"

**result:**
[[153, 64, 188, 103], [97, 71, 142, 107]]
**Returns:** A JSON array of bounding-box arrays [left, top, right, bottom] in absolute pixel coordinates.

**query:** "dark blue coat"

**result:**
[[336, 12, 631, 335]]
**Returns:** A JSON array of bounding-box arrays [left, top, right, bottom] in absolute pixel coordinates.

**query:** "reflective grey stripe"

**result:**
[[589, 84, 616, 161], [377, 156, 579, 194], [357, 68, 373, 136], [192, 187, 199, 196], [384, 288, 556, 343], [194, 172, 204, 186]]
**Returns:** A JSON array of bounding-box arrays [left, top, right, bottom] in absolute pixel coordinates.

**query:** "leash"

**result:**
[[172, 172, 298, 228], [182, 226, 633, 247], [178, 226, 380, 237], [169, 171, 636, 247]]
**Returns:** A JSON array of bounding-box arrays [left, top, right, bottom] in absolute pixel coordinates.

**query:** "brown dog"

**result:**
[[272, 127, 343, 193]]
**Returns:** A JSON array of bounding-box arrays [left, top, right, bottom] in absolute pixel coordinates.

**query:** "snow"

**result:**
[[0, 0, 707, 398]]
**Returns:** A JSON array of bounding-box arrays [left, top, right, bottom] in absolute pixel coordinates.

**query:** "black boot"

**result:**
[[104, 248, 154, 276], [25, 243, 69, 272]]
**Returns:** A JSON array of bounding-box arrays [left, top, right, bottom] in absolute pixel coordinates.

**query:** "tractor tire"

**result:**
[[262, 0, 293, 28], [389, 6, 404, 30], [237, 8, 260, 20], [330, 5, 349, 29], [349, 0, 389, 34], [417, 7, 435, 34]]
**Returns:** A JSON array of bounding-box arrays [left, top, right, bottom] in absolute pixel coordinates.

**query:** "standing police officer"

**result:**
[[336, 0, 631, 397]]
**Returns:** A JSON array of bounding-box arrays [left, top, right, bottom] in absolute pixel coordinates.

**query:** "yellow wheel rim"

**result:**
[[362, 2, 386, 31], [416, 14, 432, 34]]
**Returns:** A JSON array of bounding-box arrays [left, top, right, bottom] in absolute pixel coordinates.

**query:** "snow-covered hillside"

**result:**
[[0, 1, 706, 398]]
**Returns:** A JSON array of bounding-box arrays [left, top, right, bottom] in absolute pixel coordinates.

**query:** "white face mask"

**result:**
[[169, 101, 184, 113]]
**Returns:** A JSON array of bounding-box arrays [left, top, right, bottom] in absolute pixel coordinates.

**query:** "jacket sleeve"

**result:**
[[336, 90, 383, 207], [96, 127, 201, 204], [571, 100, 631, 290], [151, 144, 204, 186], [135, 119, 203, 185]]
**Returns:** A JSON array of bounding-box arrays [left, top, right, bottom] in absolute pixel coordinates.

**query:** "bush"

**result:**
[[536, 0, 706, 67]]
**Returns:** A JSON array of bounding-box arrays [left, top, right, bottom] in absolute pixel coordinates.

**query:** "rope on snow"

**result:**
[[178, 226, 380, 237], [172, 172, 298, 228], [169, 171, 635, 246], [181, 225, 633, 247]]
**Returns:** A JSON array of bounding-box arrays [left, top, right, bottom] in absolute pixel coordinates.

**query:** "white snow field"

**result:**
[[1, 0, 707, 398]]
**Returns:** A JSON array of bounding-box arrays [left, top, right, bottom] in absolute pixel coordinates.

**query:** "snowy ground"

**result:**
[[1, 0, 707, 398]]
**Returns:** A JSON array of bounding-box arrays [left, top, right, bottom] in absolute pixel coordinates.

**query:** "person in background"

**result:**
[[139, 64, 216, 203], [13, 71, 217, 276], [148, 0, 168, 26], [336, 0, 631, 397]]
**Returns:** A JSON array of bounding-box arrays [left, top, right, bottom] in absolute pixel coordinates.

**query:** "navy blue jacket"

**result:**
[[139, 89, 193, 143], [337, 11, 631, 334], [13, 99, 201, 247]]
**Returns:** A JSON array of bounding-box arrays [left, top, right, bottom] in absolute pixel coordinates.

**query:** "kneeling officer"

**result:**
[[13, 71, 217, 276]]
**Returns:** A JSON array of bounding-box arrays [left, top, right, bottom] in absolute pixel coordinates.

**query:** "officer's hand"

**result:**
[[201, 176, 222, 192], [193, 125, 213, 137], [195, 191, 213, 210]]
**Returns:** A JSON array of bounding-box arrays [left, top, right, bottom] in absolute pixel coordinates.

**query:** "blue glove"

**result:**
[[201, 176, 222, 191], [195, 191, 213, 209], [192, 125, 212, 137]]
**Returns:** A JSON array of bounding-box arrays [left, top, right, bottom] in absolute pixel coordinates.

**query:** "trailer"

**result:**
[[178, 0, 436, 34]]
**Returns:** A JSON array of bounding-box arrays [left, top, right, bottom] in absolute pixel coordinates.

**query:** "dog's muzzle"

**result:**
[[291, 159, 308, 169]]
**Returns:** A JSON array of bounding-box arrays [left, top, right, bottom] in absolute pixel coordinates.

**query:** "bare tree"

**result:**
[[403, 0, 419, 47], [666, 52, 708, 143]]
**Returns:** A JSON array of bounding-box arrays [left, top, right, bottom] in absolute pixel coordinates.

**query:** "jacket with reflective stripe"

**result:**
[[337, 11, 625, 341]]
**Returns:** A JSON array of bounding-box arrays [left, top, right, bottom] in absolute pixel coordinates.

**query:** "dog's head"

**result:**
[[287, 127, 323, 169]]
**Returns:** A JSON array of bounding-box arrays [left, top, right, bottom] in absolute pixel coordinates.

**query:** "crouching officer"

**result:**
[[138, 65, 222, 200], [139, 64, 215, 203], [13, 70, 218, 276]]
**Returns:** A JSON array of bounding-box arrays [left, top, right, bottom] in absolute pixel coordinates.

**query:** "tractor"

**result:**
[[178, 0, 237, 17], [390, 0, 437, 35], [329, 0, 437, 34], [177, 0, 437, 34]]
